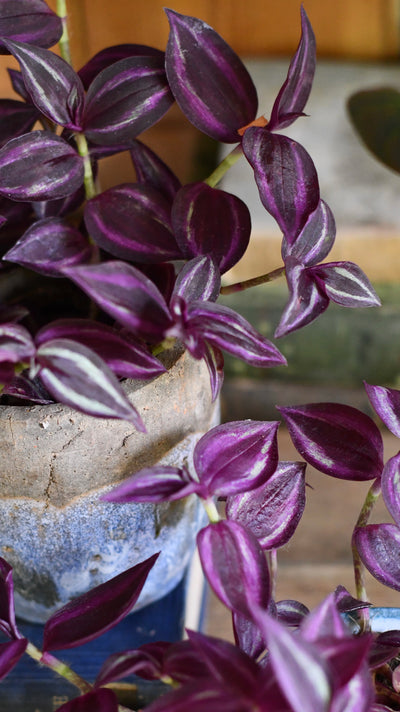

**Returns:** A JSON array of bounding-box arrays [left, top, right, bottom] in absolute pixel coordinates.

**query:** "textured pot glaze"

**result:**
[[0, 346, 219, 622]]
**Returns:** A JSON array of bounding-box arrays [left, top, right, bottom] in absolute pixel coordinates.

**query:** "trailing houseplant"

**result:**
[[0, 0, 398, 710]]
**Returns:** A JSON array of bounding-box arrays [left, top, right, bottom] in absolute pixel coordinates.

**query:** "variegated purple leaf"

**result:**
[[43, 553, 158, 652], [242, 130, 319, 244], [63, 261, 173, 341], [330, 670, 375, 712], [102, 465, 200, 503], [197, 520, 270, 618], [268, 7, 316, 131], [4, 218, 93, 276], [301, 594, 352, 642], [171, 183, 251, 273], [165, 10, 258, 142], [381, 452, 400, 527], [36, 338, 146, 430], [254, 607, 332, 712], [194, 420, 279, 497], [275, 259, 329, 338], [333, 586, 372, 614], [0, 323, 34, 364], [36, 319, 165, 380], [365, 382, 400, 438], [283, 200, 336, 266], [173, 256, 221, 304], [95, 641, 171, 687], [3, 40, 85, 130], [0, 99, 39, 147], [0, 131, 84, 201], [162, 639, 211, 683], [143, 680, 246, 712], [233, 612, 266, 660], [354, 524, 400, 592], [0, 558, 21, 639], [276, 600, 310, 627], [369, 630, 400, 669], [84, 184, 181, 263], [278, 402, 384, 481], [226, 461, 306, 549], [2, 372, 53, 404], [309, 262, 381, 308], [321, 637, 372, 692], [78, 44, 164, 88], [0, 1, 62, 52], [0, 638, 27, 680], [55, 689, 118, 712], [83, 56, 173, 145], [32, 185, 86, 220], [7, 69, 29, 101], [203, 343, 224, 402], [130, 139, 181, 203]]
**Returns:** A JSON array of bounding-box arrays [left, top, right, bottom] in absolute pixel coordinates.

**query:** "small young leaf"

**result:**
[[274, 259, 329, 338], [172, 256, 220, 304], [276, 600, 310, 627], [102, 465, 200, 503], [165, 9, 258, 142], [365, 382, 400, 438], [354, 524, 400, 592], [0, 1, 62, 52], [0, 638, 27, 680], [283, 200, 336, 267], [43, 553, 159, 651], [309, 261, 381, 308], [56, 689, 118, 712], [130, 139, 181, 202]]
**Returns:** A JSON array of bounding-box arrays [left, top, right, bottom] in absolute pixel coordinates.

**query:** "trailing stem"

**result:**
[[204, 145, 243, 188], [56, 0, 72, 66], [221, 266, 285, 295]]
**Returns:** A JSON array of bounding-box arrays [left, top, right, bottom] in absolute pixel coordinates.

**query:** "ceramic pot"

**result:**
[[0, 344, 219, 622]]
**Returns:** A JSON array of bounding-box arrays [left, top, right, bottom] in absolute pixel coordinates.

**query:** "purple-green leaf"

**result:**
[[0, 131, 84, 201], [278, 402, 384, 481], [309, 262, 381, 308], [2, 39, 85, 129], [56, 689, 118, 712], [36, 338, 146, 430], [365, 382, 400, 438], [354, 524, 400, 592], [43, 553, 159, 652], [0, 1, 62, 52], [0, 638, 27, 680], [130, 139, 181, 203], [83, 56, 173, 145], [165, 9, 258, 142]]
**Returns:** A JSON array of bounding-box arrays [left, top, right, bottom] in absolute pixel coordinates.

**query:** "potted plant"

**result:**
[[0, 0, 395, 710]]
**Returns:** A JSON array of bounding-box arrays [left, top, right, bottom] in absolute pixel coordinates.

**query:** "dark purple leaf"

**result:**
[[354, 524, 400, 592], [171, 183, 251, 273], [32, 184, 86, 220], [320, 636, 372, 691], [275, 259, 329, 338], [276, 600, 310, 626], [0, 638, 27, 680], [0, 558, 21, 639], [163, 639, 210, 683], [84, 183, 181, 263], [226, 461, 306, 548], [0, 323, 34, 363], [333, 586, 372, 615], [330, 669, 374, 712], [309, 262, 381, 308], [143, 680, 249, 712], [36, 319, 165, 380], [0, 131, 84, 201], [197, 520, 270, 618], [3, 40, 84, 129], [381, 452, 400, 526], [193, 420, 279, 497], [300, 594, 348, 642], [369, 630, 400, 669], [7, 69, 29, 101], [55, 689, 118, 712], [83, 56, 173, 145], [203, 343, 224, 402], [36, 338, 146, 430], [173, 256, 220, 304], [64, 261, 172, 341], [278, 402, 384, 481], [2, 372, 54, 404], [283, 200, 336, 267], [365, 382, 400, 438], [0, 99, 39, 146], [43, 553, 158, 652], [79, 44, 164, 88], [4, 218, 93, 276], [130, 139, 181, 203], [0, 1, 62, 52], [165, 9, 258, 142], [102, 465, 200, 503], [268, 7, 316, 131], [232, 612, 266, 659], [95, 641, 171, 687], [242, 130, 319, 244]]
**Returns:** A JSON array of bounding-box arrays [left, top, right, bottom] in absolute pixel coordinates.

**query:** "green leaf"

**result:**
[[347, 88, 400, 174]]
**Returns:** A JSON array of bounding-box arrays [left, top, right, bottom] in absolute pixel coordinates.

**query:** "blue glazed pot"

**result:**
[[346, 607, 400, 634]]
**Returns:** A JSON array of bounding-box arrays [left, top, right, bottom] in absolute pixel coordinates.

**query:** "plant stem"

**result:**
[[203, 498, 220, 524], [268, 549, 278, 600], [204, 145, 243, 188], [220, 266, 285, 295], [26, 642, 92, 694], [56, 0, 72, 66], [75, 132, 97, 202]]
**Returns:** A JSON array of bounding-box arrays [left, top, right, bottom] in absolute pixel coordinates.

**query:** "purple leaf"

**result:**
[[369, 630, 400, 669], [274, 259, 329, 338], [0, 323, 35, 363], [232, 612, 266, 659], [36, 338, 146, 430], [283, 200, 336, 267], [193, 420, 279, 497], [2, 39, 84, 129], [172, 256, 221, 304], [163, 639, 210, 683], [0, 558, 21, 639], [95, 641, 171, 687], [32, 184, 86, 220], [300, 594, 349, 642], [7, 68, 29, 101], [43, 553, 158, 652], [309, 262, 381, 308], [36, 319, 165, 380], [78, 44, 164, 88], [102, 465, 200, 503], [381, 452, 400, 527], [365, 382, 400, 438], [0, 131, 84, 201], [0, 99, 39, 146], [64, 261, 172, 341], [143, 680, 247, 712], [276, 599, 310, 627], [319, 636, 372, 691], [278, 402, 384, 481], [197, 520, 270, 618], [242, 130, 319, 244], [330, 670, 375, 712], [165, 9, 258, 143], [171, 183, 251, 273], [0, 638, 27, 680], [0, 1, 62, 52], [84, 184, 181, 263], [2, 372, 54, 404], [130, 139, 181, 203], [203, 343, 224, 402], [226, 461, 306, 548], [83, 56, 173, 145], [268, 7, 316, 131], [55, 689, 118, 712], [354, 524, 400, 592], [4, 218, 93, 276], [333, 586, 372, 615]]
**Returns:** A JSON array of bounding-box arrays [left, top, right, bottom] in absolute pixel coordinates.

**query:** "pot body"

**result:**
[[0, 346, 219, 622]]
